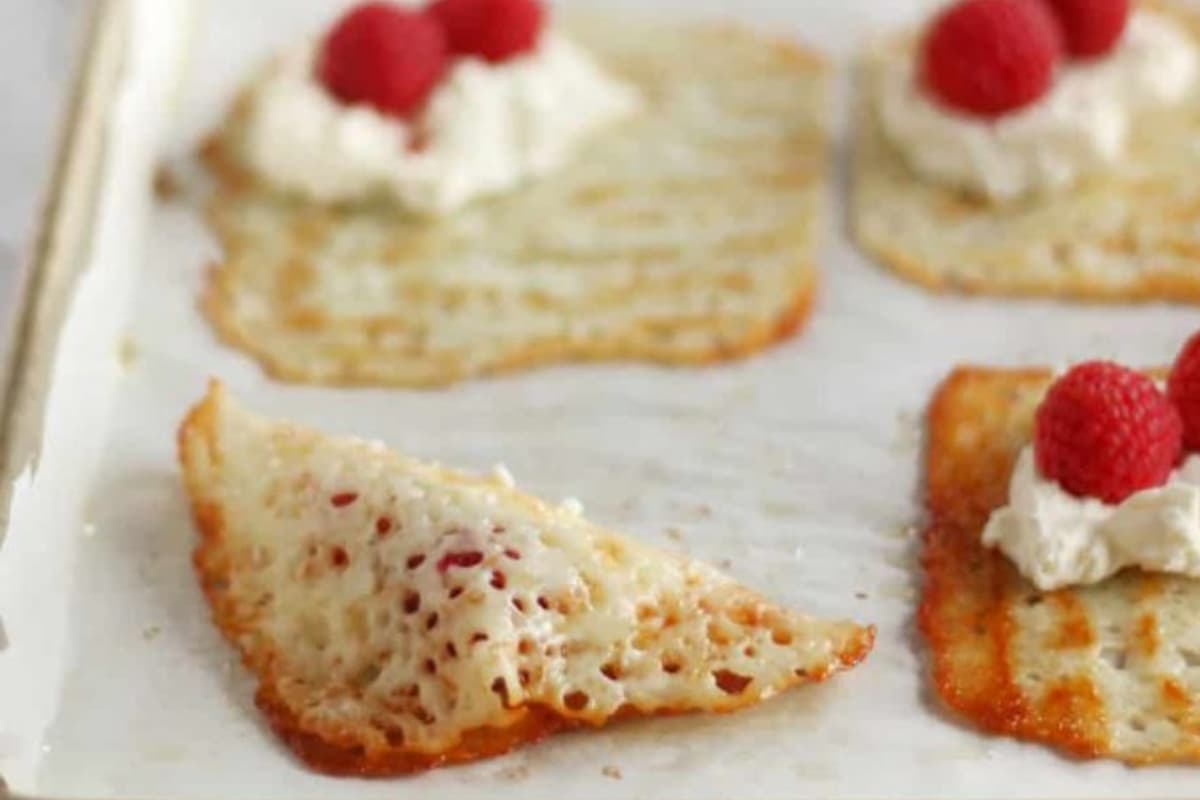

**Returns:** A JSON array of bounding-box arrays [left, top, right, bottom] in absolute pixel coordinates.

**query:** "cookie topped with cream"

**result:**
[[878, 0, 1197, 203], [853, 0, 1200, 303]]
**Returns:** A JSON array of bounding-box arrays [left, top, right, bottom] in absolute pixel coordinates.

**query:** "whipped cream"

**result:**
[[243, 31, 640, 213], [983, 447, 1200, 591], [877, 11, 1198, 202]]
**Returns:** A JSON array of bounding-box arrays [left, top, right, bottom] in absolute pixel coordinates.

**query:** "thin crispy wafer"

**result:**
[[178, 382, 874, 776], [853, 1, 1200, 302], [920, 366, 1200, 763], [199, 16, 828, 387]]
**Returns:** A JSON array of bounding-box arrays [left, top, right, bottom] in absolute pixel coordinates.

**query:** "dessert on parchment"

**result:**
[[920, 331, 1200, 763], [200, 0, 830, 387], [854, 0, 1200, 301], [177, 382, 874, 776]]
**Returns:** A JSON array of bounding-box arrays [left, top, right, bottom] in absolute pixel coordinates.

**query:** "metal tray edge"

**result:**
[[0, 0, 132, 551]]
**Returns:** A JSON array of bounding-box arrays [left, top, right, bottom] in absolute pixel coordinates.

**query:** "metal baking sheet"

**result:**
[[4, 0, 1200, 797]]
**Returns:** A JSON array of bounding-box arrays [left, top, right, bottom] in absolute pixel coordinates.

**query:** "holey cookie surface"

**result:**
[[200, 16, 828, 387], [177, 383, 873, 776], [853, 1, 1200, 302], [921, 367, 1200, 764]]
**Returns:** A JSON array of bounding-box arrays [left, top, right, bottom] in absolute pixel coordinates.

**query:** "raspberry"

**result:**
[[318, 2, 449, 118], [1035, 362, 1181, 504], [427, 0, 545, 63], [1168, 331, 1200, 452], [1041, 0, 1129, 58], [920, 0, 1062, 118]]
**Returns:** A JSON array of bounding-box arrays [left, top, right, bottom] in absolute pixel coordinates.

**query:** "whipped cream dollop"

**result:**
[[982, 447, 1200, 591], [877, 11, 1198, 202], [243, 31, 640, 213]]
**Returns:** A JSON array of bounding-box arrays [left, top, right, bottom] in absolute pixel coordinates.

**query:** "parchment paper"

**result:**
[[5, 0, 1200, 797]]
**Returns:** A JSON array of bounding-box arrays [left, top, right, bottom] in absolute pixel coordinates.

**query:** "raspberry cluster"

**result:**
[[920, 0, 1130, 118], [1034, 332, 1200, 504], [318, 0, 545, 118]]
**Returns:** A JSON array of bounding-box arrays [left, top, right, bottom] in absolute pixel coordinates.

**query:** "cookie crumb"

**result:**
[[117, 335, 139, 369], [142, 625, 162, 641], [718, 558, 733, 569], [153, 164, 181, 201], [696, 504, 712, 518], [498, 764, 531, 780], [855, 592, 868, 600], [665, 527, 683, 542], [490, 463, 515, 488], [892, 410, 921, 454], [82, 522, 97, 538], [601, 764, 623, 780]]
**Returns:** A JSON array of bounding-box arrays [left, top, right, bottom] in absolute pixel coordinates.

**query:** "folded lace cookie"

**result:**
[[854, 0, 1200, 301], [199, 0, 829, 387], [177, 382, 873, 775], [920, 346, 1200, 763]]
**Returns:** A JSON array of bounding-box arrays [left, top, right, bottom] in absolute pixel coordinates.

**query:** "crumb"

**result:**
[[491, 463, 515, 488], [855, 592, 868, 600], [718, 558, 733, 569], [601, 765, 623, 780], [142, 625, 162, 641], [887, 522, 918, 540], [641, 462, 667, 481], [82, 522, 97, 538], [762, 500, 802, 519], [696, 504, 712, 518], [153, 164, 181, 201], [498, 764, 531, 780], [891, 410, 921, 454], [665, 527, 683, 542], [117, 335, 139, 369], [880, 583, 917, 602]]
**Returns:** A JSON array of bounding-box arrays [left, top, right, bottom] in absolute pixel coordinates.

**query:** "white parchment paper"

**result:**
[[5, 0, 1200, 797]]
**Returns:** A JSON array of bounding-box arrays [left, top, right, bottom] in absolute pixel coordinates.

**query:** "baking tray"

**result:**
[[5, 0, 1200, 797]]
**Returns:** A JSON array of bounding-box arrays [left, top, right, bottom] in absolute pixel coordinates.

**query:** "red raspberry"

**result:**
[[1041, 0, 1130, 58], [318, 2, 449, 118], [920, 0, 1062, 118], [427, 0, 545, 63], [1168, 331, 1200, 451], [1035, 362, 1181, 504]]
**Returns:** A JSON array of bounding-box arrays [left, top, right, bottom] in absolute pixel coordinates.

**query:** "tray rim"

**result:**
[[0, 0, 130, 557], [1, 1, 132, 793]]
